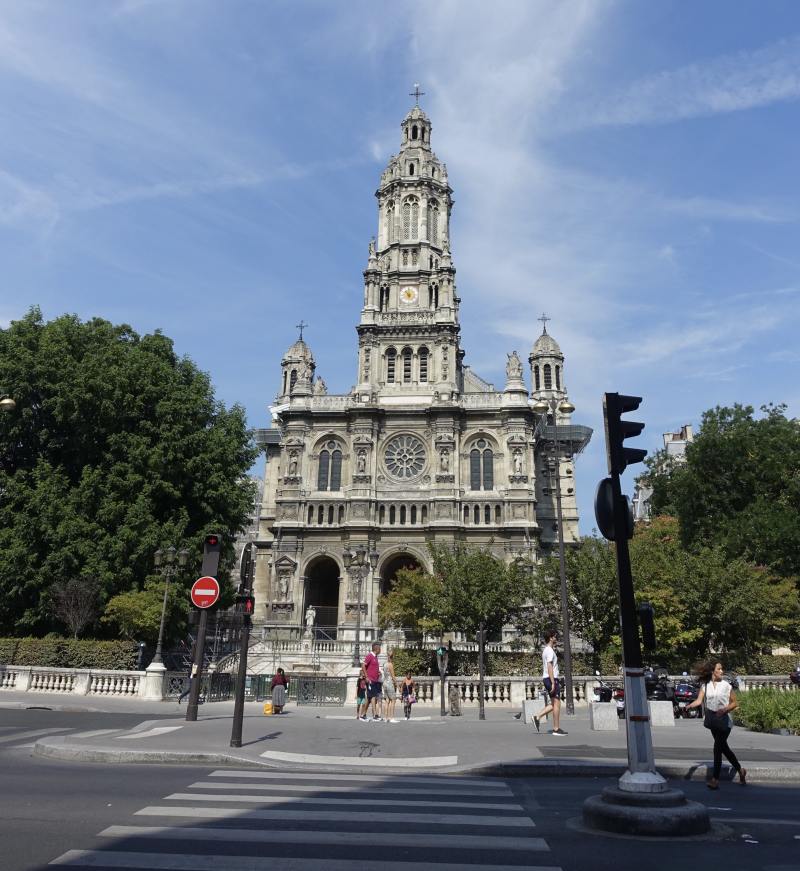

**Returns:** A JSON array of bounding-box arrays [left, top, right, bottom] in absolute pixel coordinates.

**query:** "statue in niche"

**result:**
[[440, 448, 450, 474], [506, 351, 523, 380], [297, 360, 313, 382], [513, 449, 524, 474], [357, 449, 367, 474], [368, 238, 375, 257], [277, 572, 291, 602], [304, 605, 316, 628], [287, 451, 298, 476], [313, 377, 327, 395]]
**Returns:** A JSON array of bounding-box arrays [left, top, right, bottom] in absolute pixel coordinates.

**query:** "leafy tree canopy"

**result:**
[[640, 403, 800, 579], [0, 307, 258, 635]]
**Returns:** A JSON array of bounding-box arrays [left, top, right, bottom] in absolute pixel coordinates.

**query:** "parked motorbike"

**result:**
[[592, 671, 614, 703], [644, 665, 674, 702], [612, 684, 626, 718], [790, 665, 800, 687], [673, 671, 700, 718]]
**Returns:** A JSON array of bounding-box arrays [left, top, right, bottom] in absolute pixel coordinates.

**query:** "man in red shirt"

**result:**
[[361, 641, 383, 721]]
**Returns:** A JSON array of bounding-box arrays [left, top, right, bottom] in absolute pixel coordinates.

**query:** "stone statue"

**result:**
[[357, 449, 367, 474], [297, 360, 313, 382], [440, 448, 450, 473], [368, 238, 376, 257], [277, 572, 290, 601], [506, 351, 523, 380], [313, 377, 327, 395], [513, 448, 524, 474], [287, 451, 298, 476], [304, 605, 316, 629]]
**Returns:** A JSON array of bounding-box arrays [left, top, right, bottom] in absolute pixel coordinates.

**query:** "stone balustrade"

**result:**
[[0, 665, 144, 697]]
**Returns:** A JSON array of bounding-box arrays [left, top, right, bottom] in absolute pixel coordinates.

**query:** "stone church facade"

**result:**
[[252, 102, 590, 644]]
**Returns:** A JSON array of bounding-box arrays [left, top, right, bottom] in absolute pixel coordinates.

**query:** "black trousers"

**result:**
[[712, 727, 740, 779]]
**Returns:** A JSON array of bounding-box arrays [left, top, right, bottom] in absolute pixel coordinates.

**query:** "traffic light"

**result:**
[[201, 533, 222, 578], [236, 593, 255, 627], [603, 393, 647, 476], [594, 477, 634, 541], [638, 602, 656, 652]]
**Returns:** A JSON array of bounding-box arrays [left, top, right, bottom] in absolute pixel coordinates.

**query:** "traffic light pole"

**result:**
[[230, 554, 255, 748], [552, 455, 575, 716], [185, 608, 208, 723]]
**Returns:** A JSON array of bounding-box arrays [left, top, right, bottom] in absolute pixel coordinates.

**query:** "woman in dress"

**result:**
[[401, 672, 416, 720], [686, 661, 746, 790], [382, 650, 397, 721], [271, 667, 289, 714]]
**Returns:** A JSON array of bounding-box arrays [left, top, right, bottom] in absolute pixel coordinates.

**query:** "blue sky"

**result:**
[[1, 0, 799, 531]]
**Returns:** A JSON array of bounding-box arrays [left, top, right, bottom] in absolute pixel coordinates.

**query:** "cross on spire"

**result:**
[[295, 320, 308, 341], [538, 313, 551, 335], [409, 83, 425, 106]]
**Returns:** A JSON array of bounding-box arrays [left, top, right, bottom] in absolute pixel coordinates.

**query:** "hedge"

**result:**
[[734, 688, 800, 735], [0, 636, 139, 670]]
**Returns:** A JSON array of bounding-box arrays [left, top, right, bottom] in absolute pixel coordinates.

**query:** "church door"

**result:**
[[304, 557, 341, 639]]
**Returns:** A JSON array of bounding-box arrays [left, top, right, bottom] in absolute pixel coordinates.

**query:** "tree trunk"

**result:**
[[478, 622, 486, 721]]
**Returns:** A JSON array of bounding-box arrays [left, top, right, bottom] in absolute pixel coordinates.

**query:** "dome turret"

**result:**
[[278, 326, 316, 401], [529, 315, 567, 402]]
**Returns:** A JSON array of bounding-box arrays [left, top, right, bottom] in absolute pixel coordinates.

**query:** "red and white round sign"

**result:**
[[190, 576, 220, 609]]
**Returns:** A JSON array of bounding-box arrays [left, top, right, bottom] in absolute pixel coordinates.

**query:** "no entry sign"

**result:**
[[191, 576, 220, 609]]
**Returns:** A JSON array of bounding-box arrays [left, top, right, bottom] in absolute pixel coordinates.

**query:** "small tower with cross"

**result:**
[[529, 313, 568, 403], [277, 321, 316, 402]]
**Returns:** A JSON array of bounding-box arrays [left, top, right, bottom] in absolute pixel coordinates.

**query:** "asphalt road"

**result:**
[[1, 708, 798, 871]]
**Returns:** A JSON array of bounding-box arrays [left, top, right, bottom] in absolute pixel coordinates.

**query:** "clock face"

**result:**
[[400, 286, 418, 305]]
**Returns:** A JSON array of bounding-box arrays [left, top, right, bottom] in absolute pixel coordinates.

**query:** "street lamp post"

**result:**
[[344, 545, 378, 668], [150, 545, 190, 666], [533, 396, 577, 716]]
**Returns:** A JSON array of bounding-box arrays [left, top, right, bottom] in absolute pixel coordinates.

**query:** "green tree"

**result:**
[[0, 308, 258, 635], [102, 579, 186, 645], [377, 568, 444, 636]]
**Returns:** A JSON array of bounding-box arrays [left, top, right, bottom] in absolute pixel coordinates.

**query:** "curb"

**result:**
[[32, 737, 800, 783]]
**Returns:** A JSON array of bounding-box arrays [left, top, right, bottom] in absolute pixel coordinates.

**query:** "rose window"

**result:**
[[384, 435, 426, 480]]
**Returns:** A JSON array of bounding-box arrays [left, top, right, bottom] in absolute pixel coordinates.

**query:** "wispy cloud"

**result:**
[[562, 35, 800, 130]]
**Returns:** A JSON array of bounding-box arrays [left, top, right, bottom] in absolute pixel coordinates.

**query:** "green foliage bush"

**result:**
[[735, 688, 800, 735], [0, 637, 139, 670]]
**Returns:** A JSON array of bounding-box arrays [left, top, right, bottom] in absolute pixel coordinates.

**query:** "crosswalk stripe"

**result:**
[[163, 792, 524, 812], [135, 805, 536, 827], [0, 727, 71, 744], [98, 825, 550, 852], [114, 725, 183, 740], [208, 769, 509, 788], [188, 780, 513, 797], [261, 749, 457, 767], [70, 729, 122, 739], [50, 851, 562, 870]]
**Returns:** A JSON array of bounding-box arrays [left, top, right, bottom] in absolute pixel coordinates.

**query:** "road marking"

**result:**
[[50, 851, 558, 869], [209, 769, 506, 788], [114, 726, 183, 740], [261, 749, 457, 767], [97, 825, 549, 852], [712, 817, 800, 827], [325, 715, 433, 721], [135, 805, 535, 827], [163, 792, 523, 812], [70, 729, 123, 739], [188, 780, 513, 797], [0, 727, 71, 744]]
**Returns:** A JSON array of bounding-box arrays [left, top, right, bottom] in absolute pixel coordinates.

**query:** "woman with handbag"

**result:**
[[686, 661, 746, 790], [270, 667, 289, 714], [401, 672, 416, 720]]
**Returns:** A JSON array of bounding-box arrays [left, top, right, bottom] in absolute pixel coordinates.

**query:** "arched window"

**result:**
[[544, 364, 552, 390], [412, 125, 418, 140], [534, 365, 540, 391], [474, 505, 480, 524], [317, 505, 324, 524], [390, 505, 396, 525], [307, 506, 313, 524], [485, 505, 491, 525], [386, 202, 394, 243], [338, 506, 344, 524], [409, 162, 415, 176], [282, 371, 287, 395], [411, 200, 419, 240], [402, 347, 413, 382], [419, 347, 429, 383], [427, 201, 439, 244], [327, 505, 334, 525], [421, 505, 428, 523], [386, 348, 397, 383], [470, 439, 494, 490], [464, 506, 469, 523], [318, 441, 342, 491], [555, 365, 561, 390], [379, 505, 386, 524], [495, 505, 501, 524], [400, 506, 406, 525], [434, 286, 439, 308], [290, 369, 298, 392], [411, 505, 417, 524], [402, 202, 411, 240]]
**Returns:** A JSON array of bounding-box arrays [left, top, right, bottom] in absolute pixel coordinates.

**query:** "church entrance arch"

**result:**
[[379, 553, 423, 597], [304, 556, 341, 638]]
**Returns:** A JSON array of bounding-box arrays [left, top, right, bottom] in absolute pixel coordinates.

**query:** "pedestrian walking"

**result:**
[[271, 667, 289, 714], [362, 641, 383, 721], [534, 628, 567, 735], [355, 666, 368, 719], [401, 672, 416, 720], [382, 650, 398, 722], [177, 663, 193, 704], [685, 660, 746, 790]]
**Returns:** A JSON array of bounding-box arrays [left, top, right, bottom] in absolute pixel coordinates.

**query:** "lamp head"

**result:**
[[178, 548, 190, 567], [558, 399, 575, 414], [153, 548, 163, 568], [0, 396, 15, 412], [532, 400, 549, 415], [342, 549, 352, 569]]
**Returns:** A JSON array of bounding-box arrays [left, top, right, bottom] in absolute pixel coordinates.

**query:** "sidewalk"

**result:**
[[18, 691, 800, 782]]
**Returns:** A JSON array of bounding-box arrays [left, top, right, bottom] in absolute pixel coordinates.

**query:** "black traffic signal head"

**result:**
[[603, 392, 647, 476], [201, 532, 223, 578]]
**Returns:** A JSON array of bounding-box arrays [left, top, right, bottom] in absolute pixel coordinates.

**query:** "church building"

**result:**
[[252, 99, 591, 646]]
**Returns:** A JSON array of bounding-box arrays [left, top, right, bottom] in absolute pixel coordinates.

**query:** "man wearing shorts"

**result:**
[[362, 641, 383, 721], [534, 628, 567, 735]]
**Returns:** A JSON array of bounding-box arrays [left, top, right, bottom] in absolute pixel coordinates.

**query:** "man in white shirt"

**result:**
[[534, 628, 567, 735]]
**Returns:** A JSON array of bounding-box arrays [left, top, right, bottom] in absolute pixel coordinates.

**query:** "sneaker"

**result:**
[[533, 716, 540, 733], [552, 728, 568, 736], [359, 716, 369, 721], [372, 716, 383, 722]]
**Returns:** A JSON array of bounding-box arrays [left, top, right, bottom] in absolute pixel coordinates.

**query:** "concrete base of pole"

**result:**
[[141, 663, 166, 701], [582, 786, 710, 836]]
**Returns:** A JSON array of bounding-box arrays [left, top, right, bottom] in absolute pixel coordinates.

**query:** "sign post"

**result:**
[[186, 536, 222, 724]]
